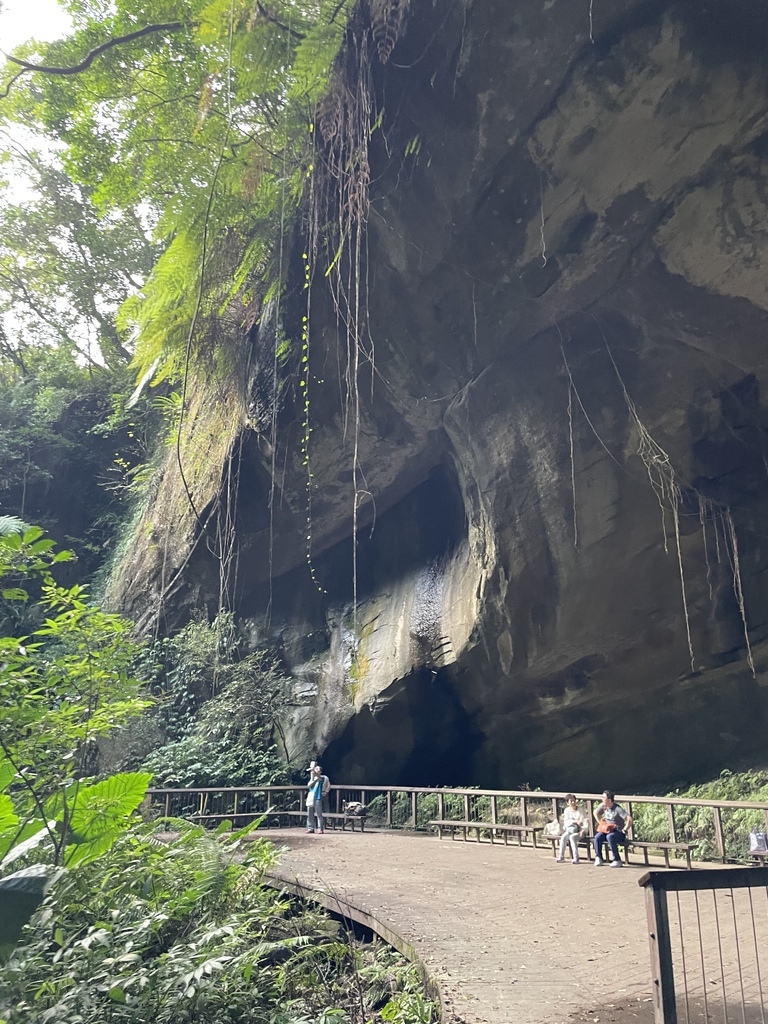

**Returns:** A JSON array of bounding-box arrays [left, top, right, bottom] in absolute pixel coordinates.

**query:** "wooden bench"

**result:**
[[750, 850, 768, 866], [263, 809, 366, 832], [543, 834, 695, 868], [625, 839, 695, 869], [325, 811, 367, 832], [429, 820, 544, 848]]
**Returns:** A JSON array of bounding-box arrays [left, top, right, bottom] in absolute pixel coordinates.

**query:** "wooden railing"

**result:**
[[640, 867, 768, 1024], [146, 785, 768, 864]]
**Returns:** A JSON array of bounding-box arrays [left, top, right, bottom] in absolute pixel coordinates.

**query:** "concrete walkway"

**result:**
[[265, 827, 661, 1024]]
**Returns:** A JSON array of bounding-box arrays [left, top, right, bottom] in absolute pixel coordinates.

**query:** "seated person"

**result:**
[[557, 793, 588, 863], [593, 789, 632, 868]]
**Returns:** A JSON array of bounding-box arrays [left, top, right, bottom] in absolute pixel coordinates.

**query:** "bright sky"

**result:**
[[0, 0, 72, 53]]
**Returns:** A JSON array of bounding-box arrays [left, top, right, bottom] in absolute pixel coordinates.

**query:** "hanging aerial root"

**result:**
[[567, 376, 578, 550], [603, 338, 696, 670], [725, 509, 756, 678]]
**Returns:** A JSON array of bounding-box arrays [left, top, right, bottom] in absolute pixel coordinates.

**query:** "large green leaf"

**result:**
[[68, 771, 152, 831], [50, 772, 151, 867], [64, 826, 124, 868], [0, 759, 16, 794], [0, 795, 18, 834]]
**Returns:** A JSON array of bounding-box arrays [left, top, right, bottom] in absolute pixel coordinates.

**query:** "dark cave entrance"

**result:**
[[321, 665, 485, 787]]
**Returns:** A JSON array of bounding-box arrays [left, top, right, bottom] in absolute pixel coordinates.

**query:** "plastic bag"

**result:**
[[749, 831, 767, 853]]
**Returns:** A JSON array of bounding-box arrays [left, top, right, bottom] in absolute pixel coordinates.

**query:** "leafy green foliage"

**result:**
[[633, 768, 768, 862], [1, 0, 356, 386], [0, 820, 436, 1023], [0, 145, 156, 365], [0, 522, 74, 634], [0, 345, 159, 579], [0, 528, 151, 871], [138, 615, 292, 787]]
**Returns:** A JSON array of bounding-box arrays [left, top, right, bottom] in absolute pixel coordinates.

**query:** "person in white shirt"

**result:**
[[556, 793, 588, 863]]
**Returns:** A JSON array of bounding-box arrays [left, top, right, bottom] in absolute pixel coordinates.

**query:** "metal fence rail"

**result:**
[[640, 867, 768, 1024], [146, 785, 768, 864]]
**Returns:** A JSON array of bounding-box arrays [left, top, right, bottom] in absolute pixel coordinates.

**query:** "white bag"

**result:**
[[306, 793, 315, 808], [749, 831, 767, 853]]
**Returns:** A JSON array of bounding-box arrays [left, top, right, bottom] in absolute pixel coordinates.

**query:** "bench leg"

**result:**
[[664, 849, 670, 869], [685, 849, 691, 870], [533, 832, 538, 849], [503, 830, 509, 846], [489, 828, 495, 844]]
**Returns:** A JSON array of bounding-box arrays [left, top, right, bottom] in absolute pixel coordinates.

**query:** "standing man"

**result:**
[[306, 763, 331, 834]]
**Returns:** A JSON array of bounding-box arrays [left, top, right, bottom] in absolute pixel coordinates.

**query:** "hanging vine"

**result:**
[[563, 329, 757, 679], [301, 0, 412, 626]]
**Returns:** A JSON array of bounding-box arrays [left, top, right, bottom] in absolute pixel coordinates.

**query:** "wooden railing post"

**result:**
[[411, 791, 418, 828], [491, 796, 498, 826], [520, 795, 528, 827], [438, 793, 445, 821], [666, 803, 677, 843], [464, 793, 471, 822], [713, 807, 726, 862], [644, 879, 677, 1024], [164, 793, 170, 818], [386, 791, 392, 826]]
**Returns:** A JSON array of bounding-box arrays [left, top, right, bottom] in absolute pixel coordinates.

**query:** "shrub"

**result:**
[[0, 820, 437, 1024], [632, 769, 768, 862]]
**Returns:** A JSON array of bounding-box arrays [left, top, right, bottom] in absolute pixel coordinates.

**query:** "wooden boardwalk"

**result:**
[[265, 827, 662, 1024]]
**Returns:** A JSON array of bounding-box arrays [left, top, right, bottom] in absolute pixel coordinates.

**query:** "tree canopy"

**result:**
[[1, 0, 354, 385]]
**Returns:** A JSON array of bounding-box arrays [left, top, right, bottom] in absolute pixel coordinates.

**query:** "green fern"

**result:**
[[0, 516, 27, 537]]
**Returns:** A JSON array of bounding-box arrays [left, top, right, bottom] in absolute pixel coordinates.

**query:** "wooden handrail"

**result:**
[[146, 784, 768, 812], [146, 783, 768, 862]]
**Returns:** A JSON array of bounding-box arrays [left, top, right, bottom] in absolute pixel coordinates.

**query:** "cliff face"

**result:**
[[112, 0, 768, 790]]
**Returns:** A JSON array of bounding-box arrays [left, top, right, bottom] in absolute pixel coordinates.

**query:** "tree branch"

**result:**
[[255, 3, 304, 39], [1, 22, 189, 98]]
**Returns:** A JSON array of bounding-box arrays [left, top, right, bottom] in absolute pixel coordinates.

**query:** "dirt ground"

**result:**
[[263, 827, 662, 1024]]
